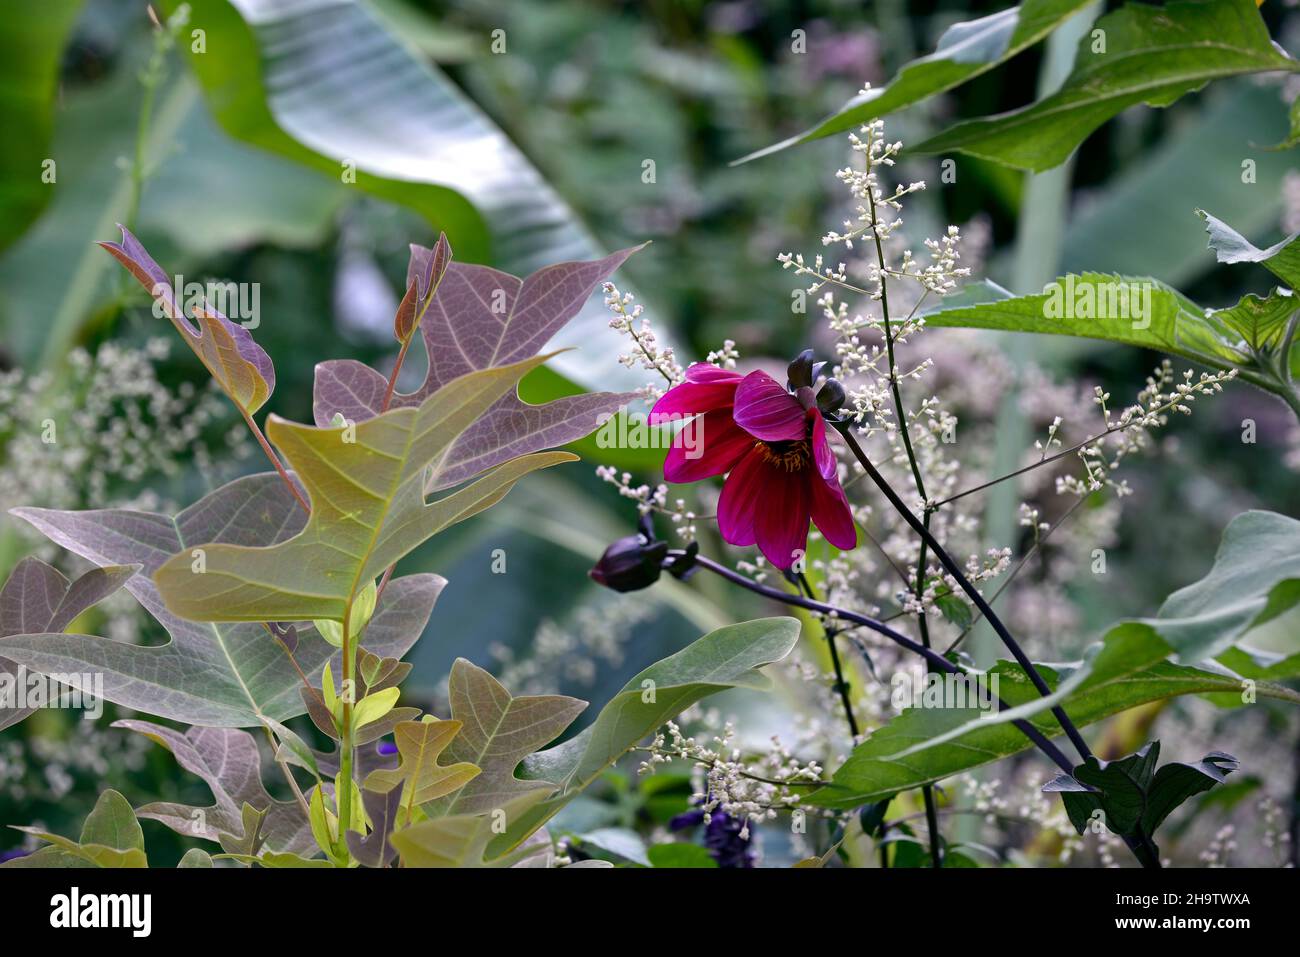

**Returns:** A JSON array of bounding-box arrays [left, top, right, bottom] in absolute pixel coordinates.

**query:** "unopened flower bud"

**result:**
[[589, 534, 669, 592]]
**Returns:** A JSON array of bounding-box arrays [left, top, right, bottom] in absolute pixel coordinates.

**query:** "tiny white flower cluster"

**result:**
[[1056, 361, 1236, 497], [602, 281, 684, 400], [593, 465, 697, 538], [638, 721, 826, 838]]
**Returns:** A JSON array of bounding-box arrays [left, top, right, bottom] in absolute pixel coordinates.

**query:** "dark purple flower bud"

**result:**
[[589, 534, 669, 592], [817, 377, 847, 417], [787, 349, 817, 390]]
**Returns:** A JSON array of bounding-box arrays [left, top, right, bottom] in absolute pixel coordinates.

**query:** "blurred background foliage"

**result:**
[[1, 0, 1298, 865]]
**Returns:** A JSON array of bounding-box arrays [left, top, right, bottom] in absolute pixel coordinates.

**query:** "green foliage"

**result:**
[[4, 789, 146, 868], [914, 0, 1299, 171], [739, 0, 1093, 163]]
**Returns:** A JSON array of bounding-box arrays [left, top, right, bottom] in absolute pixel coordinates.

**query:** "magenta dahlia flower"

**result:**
[[651, 361, 857, 569]]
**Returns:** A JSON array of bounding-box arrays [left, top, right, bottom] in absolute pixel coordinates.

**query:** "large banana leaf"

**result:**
[[158, 0, 649, 392]]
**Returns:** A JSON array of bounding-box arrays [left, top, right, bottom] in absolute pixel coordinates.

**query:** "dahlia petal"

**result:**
[[664, 410, 755, 483], [685, 363, 744, 385], [650, 369, 741, 422], [732, 371, 806, 441], [755, 465, 810, 570], [811, 412, 837, 481], [716, 447, 766, 547], [809, 470, 857, 551]]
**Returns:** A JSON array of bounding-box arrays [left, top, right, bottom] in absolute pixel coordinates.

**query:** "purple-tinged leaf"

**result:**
[[422, 658, 585, 818], [0, 558, 138, 731], [113, 720, 316, 857], [346, 783, 402, 868], [314, 246, 643, 489], [7, 474, 443, 726], [394, 233, 451, 346], [99, 224, 276, 415]]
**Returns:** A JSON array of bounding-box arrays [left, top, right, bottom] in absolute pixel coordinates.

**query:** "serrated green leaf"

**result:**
[[737, 0, 1093, 164], [914, 0, 1299, 172]]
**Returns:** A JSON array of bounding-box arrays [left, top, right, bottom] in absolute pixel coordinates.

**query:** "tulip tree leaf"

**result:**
[[736, 0, 1093, 164], [422, 658, 586, 818], [345, 784, 403, 868], [913, 0, 1300, 172], [394, 233, 451, 347], [7, 474, 442, 727], [0, 557, 139, 730], [113, 720, 316, 857], [154, 354, 575, 624], [489, 616, 802, 855], [100, 225, 276, 416], [389, 791, 551, 868], [9, 790, 148, 869], [313, 242, 641, 490], [362, 719, 481, 810]]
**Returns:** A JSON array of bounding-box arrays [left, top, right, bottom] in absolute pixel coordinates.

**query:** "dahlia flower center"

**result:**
[[754, 439, 812, 472]]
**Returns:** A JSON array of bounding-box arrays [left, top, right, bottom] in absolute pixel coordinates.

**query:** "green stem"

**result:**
[[336, 598, 356, 865]]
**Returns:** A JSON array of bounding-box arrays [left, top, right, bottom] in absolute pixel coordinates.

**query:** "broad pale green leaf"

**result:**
[[8, 474, 442, 726], [422, 658, 586, 818], [177, 848, 214, 868], [157, 0, 653, 393], [11, 789, 148, 868], [153, 355, 575, 624], [737, 0, 1093, 163], [1199, 209, 1300, 291], [913, 0, 1300, 172], [489, 617, 801, 855], [886, 510, 1300, 761], [114, 720, 315, 857], [0, 0, 82, 251], [363, 719, 481, 811], [1157, 510, 1300, 662]]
